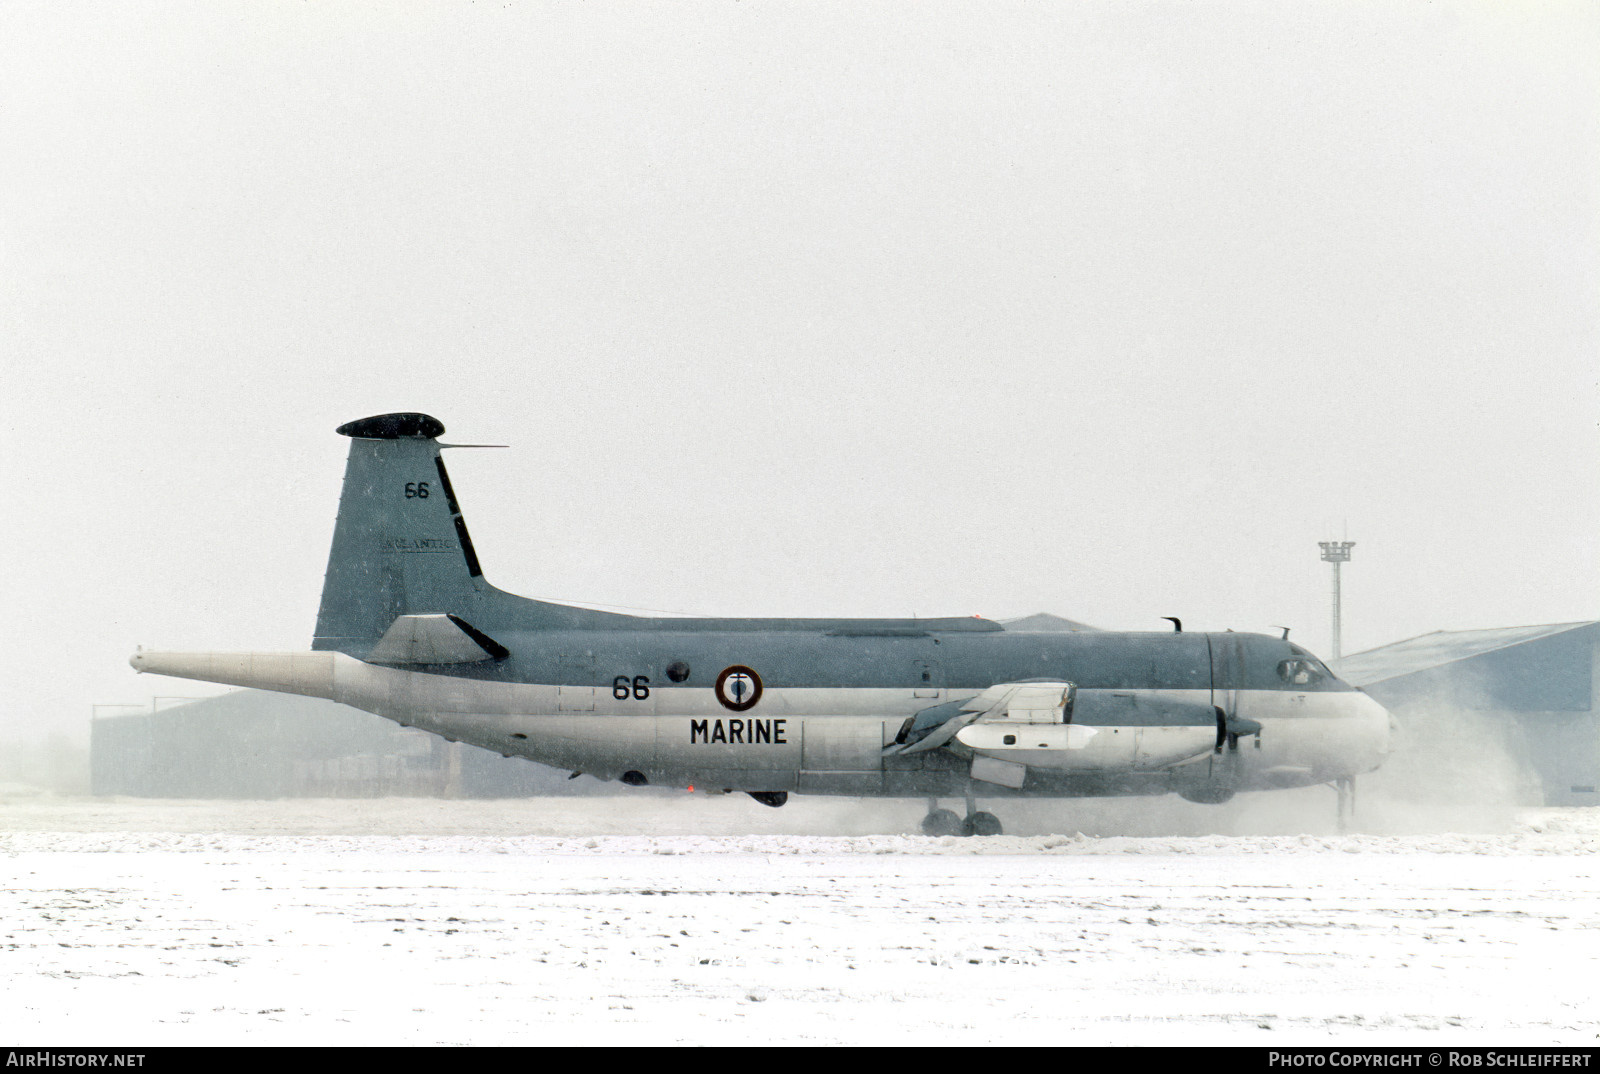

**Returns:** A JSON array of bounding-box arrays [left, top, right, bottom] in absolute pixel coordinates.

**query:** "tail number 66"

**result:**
[[613, 675, 650, 700]]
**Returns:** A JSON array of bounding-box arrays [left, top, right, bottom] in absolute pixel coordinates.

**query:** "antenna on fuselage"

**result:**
[[1160, 617, 1182, 633], [1271, 625, 1291, 640]]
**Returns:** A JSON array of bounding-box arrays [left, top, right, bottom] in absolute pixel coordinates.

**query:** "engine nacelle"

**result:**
[[957, 689, 1218, 773], [958, 722, 1216, 772]]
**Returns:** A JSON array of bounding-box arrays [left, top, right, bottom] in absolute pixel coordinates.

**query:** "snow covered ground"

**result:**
[[2, 796, 1596, 1046]]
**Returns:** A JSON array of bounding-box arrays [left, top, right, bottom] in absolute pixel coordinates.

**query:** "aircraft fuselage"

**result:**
[[134, 624, 1391, 799]]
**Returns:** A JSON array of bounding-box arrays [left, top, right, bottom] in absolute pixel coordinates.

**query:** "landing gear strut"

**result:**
[[1334, 776, 1356, 834], [920, 797, 1003, 837]]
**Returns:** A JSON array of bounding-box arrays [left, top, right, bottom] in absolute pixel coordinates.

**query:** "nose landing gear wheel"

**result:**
[[963, 812, 1003, 837], [920, 808, 964, 836]]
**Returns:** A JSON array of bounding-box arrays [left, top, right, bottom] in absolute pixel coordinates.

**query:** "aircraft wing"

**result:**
[[365, 614, 510, 665], [890, 680, 1075, 755]]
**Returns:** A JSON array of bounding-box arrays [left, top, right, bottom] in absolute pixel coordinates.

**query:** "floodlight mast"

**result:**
[[1318, 540, 1356, 660]]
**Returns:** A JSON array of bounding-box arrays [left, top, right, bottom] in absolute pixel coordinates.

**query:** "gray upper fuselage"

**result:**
[[316, 590, 1352, 708]]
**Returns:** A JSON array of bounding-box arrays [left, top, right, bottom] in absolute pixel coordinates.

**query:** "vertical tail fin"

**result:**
[[312, 413, 488, 653]]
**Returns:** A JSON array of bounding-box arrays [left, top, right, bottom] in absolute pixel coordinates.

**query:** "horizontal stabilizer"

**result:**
[[366, 614, 510, 665]]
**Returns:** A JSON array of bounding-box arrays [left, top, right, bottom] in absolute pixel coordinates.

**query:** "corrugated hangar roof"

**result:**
[[1336, 621, 1597, 687], [1000, 613, 1102, 632]]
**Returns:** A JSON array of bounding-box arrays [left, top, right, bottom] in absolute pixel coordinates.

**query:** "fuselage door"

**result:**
[[557, 651, 596, 712], [914, 661, 943, 699]]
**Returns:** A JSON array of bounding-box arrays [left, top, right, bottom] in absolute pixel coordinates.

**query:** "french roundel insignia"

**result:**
[[714, 665, 763, 712]]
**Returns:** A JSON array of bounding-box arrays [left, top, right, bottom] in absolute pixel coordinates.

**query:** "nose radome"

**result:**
[[1361, 691, 1399, 758], [1382, 707, 1403, 755]]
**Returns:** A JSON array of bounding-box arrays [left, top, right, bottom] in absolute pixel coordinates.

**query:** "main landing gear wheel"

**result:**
[[963, 812, 1003, 837], [920, 799, 1005, 837], [920, 808, 964, 836]]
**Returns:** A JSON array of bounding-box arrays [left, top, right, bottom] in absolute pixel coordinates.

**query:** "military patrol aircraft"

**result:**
[[131, 413, 1393, 835]]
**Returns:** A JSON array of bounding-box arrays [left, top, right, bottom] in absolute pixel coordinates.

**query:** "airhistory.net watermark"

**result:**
[[6, 1055, 145, 1068]]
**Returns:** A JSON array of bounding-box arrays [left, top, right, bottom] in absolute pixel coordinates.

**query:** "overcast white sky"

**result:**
[[3, 1, 1596, 742]]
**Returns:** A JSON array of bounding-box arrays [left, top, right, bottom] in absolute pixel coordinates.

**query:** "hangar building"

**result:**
[[1338, 621, 1600, 807], [90, 690, 605, 798]]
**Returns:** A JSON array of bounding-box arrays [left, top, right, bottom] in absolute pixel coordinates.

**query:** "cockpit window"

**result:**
[[1277, 657, 1326, 686]]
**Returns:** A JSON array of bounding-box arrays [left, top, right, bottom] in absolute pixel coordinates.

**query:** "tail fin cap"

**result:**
[[337, 413, 445, 439]]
